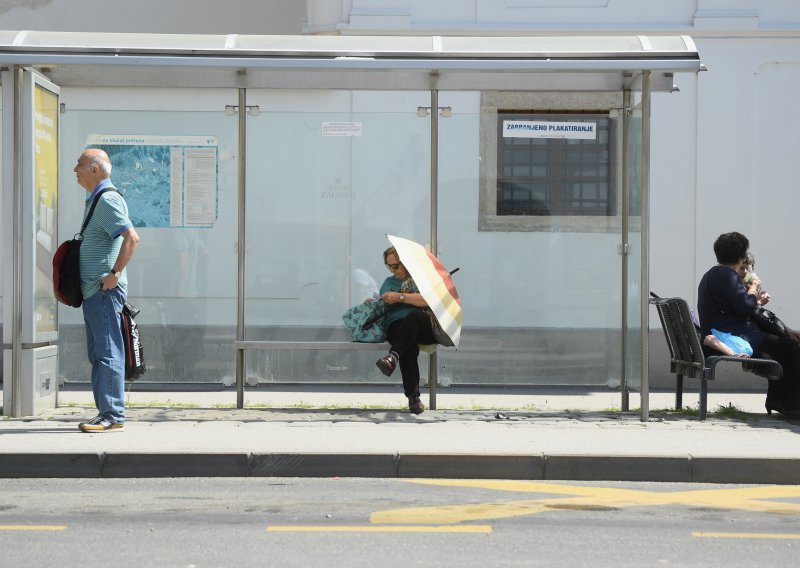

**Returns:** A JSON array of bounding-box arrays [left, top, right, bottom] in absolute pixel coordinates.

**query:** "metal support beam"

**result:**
[[3, 66, 24, 416], [640, 71, 652, 423], [620, 90, 631, 413], [428, 87, 439, 411], [235, 88, 246, 409]]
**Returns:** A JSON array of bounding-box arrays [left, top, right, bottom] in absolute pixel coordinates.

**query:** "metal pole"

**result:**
[[620, 91, 631, 412], [428, 87, 438, 410], [10, 66, 23, 416], [235, 88, 246, 409], [640, 72, 652, 422]]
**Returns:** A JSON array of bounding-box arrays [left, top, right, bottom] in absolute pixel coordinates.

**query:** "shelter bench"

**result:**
[[649, 294, 782, 420], [235, 341, 389, 351], [234, 340, 442, 409]]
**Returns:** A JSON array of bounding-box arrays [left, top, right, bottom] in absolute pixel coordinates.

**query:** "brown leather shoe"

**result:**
[[408, 395, 425, 414], [376, 352, 398, 377]]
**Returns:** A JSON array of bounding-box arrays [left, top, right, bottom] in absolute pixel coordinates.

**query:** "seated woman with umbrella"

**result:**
[[375, 236, 463, 415], [376, 245, 436, 414]]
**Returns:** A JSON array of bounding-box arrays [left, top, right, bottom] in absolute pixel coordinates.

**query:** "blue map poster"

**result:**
[[86, 134, 219, 228]]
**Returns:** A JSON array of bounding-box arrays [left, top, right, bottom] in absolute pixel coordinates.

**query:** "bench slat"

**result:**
[[235, 341, 389, 351]]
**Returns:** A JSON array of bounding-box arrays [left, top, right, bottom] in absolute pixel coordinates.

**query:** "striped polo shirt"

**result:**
[[79, 179, 133, 300]]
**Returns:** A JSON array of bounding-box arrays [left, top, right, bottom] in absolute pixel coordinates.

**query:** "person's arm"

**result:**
[[716, 267, 758, 316], [101, 226, 140, 291], [382, 291, 428, 308]]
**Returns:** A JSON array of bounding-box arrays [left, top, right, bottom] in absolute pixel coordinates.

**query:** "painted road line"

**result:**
[[0, 525, 67, 531], [267, 525, 492, 534], [694, 532, 800, 540], [369, 480, 800, 524]]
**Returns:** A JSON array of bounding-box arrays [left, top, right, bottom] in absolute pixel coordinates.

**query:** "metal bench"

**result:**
[[649, 294, 782, 420], [233, 340, 444, 408]]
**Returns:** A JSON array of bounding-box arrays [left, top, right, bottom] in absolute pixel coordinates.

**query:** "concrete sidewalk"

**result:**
[[1, 387, 799, 483]]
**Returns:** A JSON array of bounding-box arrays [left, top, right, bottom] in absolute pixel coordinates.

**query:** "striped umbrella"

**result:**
[[387, 234, 462, 348]]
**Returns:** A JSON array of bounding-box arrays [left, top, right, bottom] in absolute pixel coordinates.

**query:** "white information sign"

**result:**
[[322, 122, 363, 137], [502, 120, 597, 140]]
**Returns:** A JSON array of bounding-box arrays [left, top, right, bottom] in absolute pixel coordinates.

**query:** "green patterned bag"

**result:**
[[342, 299, 388, 343]]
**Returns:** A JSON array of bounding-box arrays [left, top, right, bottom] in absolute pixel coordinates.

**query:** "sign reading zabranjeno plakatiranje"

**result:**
[[502, 120, 597, 140]]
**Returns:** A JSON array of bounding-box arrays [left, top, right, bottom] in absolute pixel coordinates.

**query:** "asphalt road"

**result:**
[[2, 478, 800, 567]]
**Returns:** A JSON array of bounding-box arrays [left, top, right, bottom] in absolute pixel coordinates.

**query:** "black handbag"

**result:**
[[752, 307, 788, 337], [423, 309, 454, 347], [121, 302, 146, 380]]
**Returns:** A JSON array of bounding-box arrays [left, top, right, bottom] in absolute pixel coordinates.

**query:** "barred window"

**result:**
[[496, 112, 613, 216]]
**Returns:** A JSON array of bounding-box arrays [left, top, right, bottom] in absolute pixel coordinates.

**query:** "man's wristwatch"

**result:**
[[399, 294, 405, 303], [112, 270, 122, 278]]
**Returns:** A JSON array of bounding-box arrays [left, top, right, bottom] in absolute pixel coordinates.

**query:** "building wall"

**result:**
[[0, 0, 305, 34]]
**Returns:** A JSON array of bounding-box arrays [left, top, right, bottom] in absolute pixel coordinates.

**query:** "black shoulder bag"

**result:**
[[752, 307, 788, 337], [52, 188, 116, 308]]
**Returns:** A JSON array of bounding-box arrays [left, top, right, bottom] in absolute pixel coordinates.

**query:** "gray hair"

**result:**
[[85, 150, 112, 176], [744, 250, 755, 269]]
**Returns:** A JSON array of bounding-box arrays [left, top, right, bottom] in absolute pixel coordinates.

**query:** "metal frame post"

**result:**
[[235, 88, 247, 409], [620, 89, 631, 412], [2, 66, 23, 416], [639, 71, 652, 422], [428, 87, 439, 410]]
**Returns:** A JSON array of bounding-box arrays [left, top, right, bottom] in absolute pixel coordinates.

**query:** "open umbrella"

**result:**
[[387, 234, 462, 348]]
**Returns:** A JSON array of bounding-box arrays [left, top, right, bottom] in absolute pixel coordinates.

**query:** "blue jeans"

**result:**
[[82, 287, 126, 423]]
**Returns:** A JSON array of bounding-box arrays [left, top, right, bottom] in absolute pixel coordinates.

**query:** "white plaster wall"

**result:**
[[0, 0, 304, 34], [306, 0, 702, 33], [693, 37, 800, 325]]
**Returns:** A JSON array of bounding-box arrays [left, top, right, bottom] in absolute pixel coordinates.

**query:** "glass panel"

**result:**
[[624, 105, 643, 391], [438, 92, 622, 387], [243, 90, 430, 385], [57, 108, 239, 395]]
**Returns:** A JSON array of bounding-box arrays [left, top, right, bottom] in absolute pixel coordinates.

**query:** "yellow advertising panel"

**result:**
[[33, 82, 59, 336]]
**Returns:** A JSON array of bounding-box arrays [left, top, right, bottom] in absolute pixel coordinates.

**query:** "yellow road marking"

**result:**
[[694, 532, 800, 540], [267, 525, 491, 534], [368, 480, 800, 525], [0, 525, 67, 531]]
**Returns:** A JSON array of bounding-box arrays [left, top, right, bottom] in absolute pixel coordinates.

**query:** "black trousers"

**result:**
[[758, 333, 800, 409], [386, 310, 436, 398]]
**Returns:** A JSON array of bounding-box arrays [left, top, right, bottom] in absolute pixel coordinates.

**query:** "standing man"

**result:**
[[74, 148, 139, 432]]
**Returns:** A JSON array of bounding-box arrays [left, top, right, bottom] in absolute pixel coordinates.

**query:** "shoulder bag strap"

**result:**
[[79, 187, 117, 236]]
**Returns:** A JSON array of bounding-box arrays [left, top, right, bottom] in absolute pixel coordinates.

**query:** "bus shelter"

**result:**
[[0, 32, 703, 420]]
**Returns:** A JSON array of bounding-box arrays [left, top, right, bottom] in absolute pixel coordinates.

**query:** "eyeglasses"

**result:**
[[386, 262, 402, 270]]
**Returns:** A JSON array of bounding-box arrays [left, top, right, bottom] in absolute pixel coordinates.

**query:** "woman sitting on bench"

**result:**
[[698, 232, 800, 418]]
